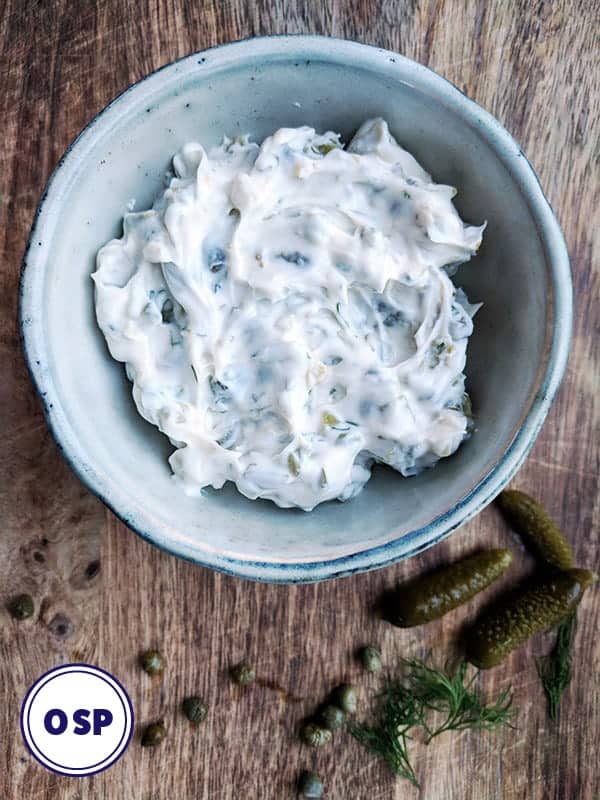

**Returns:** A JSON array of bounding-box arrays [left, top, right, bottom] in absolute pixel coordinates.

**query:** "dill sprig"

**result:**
[[349, 658, 514, 785], [350, 678, 424, 786], [402, 659, 514, 741], [536, 611, 577, 721]]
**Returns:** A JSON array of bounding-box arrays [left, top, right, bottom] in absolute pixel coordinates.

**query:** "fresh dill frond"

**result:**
[[401, 659, 514, 740], [350, 720, 418, 786], [349, 678, 423, 786], [349, 658, 514, 785], [536, 611, 577, 721]]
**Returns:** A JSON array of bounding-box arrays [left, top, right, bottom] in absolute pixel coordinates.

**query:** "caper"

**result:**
[[333, 684, 358, 714], [182, 696, 208, 724], [298, 770, 324, 797], [320, 703, 345, 731], [141, 721, 166, 747], [300, 722, 332, 747], [139, 649, 165, 676], [359, 645, 382, 673], [7, 593, 34, 620], [230, 662, 256, 685]]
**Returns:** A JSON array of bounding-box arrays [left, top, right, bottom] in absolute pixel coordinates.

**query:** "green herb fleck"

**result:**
[[288, 453, 300, 476], [190, 364, 198, 382], [462, 392, 473, 420], [536, 612, 577, 721], [315, 141, 338, 155], [161, 298, 174, 324]]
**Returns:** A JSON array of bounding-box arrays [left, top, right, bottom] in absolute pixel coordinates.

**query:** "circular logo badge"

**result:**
[[20, 663, 134, 776]]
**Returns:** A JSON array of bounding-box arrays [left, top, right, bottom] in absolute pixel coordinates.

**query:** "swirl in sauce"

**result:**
[[93, 119, 484, 510]]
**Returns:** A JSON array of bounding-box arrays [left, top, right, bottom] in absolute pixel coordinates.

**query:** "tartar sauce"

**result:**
[[93, 118, 484, 510]]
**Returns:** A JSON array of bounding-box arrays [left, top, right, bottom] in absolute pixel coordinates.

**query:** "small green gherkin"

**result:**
[[467, 568, 596, 669], [387, 550, 513, 627], [497, 489, 574, 571]]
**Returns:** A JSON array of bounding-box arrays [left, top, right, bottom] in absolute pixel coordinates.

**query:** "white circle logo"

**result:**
[[20, 664, 134, 776]]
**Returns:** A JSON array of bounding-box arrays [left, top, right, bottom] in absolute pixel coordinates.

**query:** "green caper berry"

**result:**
[[141, 721, 166, 747], [298, 770, 324, 797], [300, 722, 332, 747], [333, 684, 358, 714], [7, 593, 34, 620], [320, 704, 346, 731], [359, 645, 383, 673], [182, 696, 208, 724], [139, 649, 165, 676], [230, 663, 256, 685]]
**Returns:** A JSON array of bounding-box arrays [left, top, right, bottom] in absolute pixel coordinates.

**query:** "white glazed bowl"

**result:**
[[20, 36, 572, 583]]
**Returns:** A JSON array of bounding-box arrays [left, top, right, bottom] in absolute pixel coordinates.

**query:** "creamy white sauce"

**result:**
[[93, 118, 484, 511]]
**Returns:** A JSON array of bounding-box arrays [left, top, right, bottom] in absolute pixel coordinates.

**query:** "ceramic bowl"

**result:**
[[20, 36, 572, 582]]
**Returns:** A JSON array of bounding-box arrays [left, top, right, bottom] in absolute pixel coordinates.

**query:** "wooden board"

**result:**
[[1, 1, 598, 798]]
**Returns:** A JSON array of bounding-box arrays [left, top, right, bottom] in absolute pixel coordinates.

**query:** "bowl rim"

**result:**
[[19, 34, 572, 583]]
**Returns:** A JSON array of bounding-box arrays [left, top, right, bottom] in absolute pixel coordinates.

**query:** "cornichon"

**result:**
[[467, 568, 596, 669], [497, 489, 574, 571], [386, 550, 513, 627]]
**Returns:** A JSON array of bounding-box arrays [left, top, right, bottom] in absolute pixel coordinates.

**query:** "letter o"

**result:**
[[44, 708, 68, 735]]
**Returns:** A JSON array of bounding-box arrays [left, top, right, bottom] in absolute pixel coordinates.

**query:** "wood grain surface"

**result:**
[[1, 1, 598, 798]]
